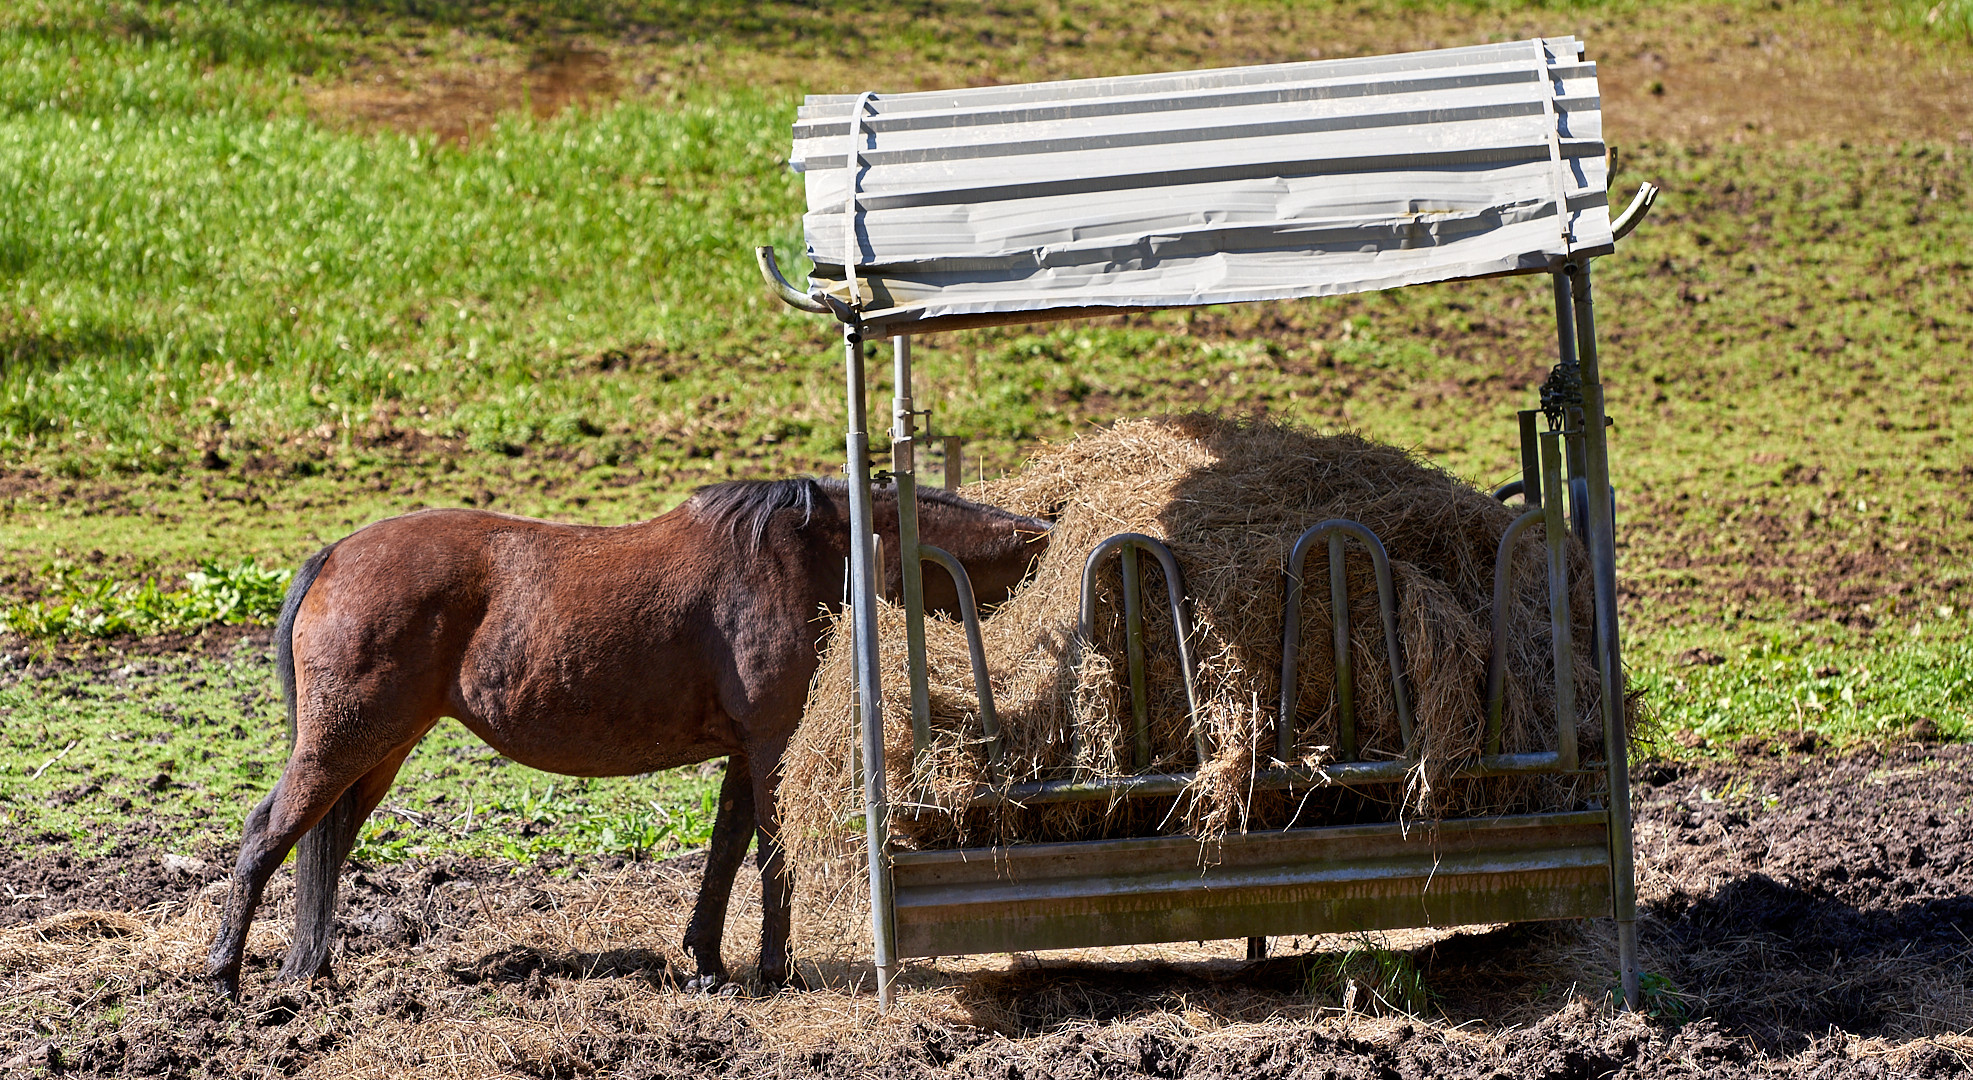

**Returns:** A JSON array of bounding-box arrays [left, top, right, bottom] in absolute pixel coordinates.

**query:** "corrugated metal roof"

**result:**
[[788, 37, 1611, 334]]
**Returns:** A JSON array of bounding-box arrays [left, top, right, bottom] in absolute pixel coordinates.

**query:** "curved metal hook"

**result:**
[[1280, 520, 1414, 760], [918, 544, 1003, 770], [1610, 181, 1658, 243], [755, 245, 832, 315], [1483, 508, 1547, 750]]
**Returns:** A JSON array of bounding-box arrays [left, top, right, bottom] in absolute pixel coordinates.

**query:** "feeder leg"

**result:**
[[844, 322, 897, 1009], [893, 335, 932, 764], [1567, 262, 1641, 1011], [1246, 937, 1268, 961]]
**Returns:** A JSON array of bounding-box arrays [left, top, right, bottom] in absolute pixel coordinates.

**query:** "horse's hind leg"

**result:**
[[205, 735, 410, 996], [682, 754, 757, 991], [206, 784, 286, 996], [278, 740, 420, 984]]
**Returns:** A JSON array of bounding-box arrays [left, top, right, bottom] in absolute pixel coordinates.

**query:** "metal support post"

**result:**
[[1121, 544, 1151, 771], [1517, 409, 1543, 506], [844, 323, 897, 1008], [1328, 532, 1356, 759], [893, 335, 932, 763], [1538, 431, 1578, 772], [1566, 260, 1640, 1011]]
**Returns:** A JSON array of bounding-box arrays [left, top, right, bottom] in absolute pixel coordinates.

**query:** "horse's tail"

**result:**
[[276, 542, 336, 747], [274, 541, 358, 982]]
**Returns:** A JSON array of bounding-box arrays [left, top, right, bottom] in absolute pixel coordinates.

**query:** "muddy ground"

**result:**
[[1, 741, 1968, 1078]]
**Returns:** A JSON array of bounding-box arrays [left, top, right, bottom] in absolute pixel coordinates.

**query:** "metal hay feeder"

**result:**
[[759, 36, 1657, 1011]]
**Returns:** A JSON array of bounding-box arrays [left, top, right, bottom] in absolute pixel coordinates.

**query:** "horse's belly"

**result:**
[[454, 672, 740, 778]]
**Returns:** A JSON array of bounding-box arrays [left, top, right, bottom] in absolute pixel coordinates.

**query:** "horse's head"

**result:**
[[860, 482, 1050, 617]]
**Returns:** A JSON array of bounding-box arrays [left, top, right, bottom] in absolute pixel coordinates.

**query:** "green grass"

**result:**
[[1638, 620, 1973, 752], [0, 0, 1968, 862]]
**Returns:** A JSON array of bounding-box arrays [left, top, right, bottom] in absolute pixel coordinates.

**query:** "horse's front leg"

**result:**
[[748, 740, 802, 990], [682, 754, 756, 991]]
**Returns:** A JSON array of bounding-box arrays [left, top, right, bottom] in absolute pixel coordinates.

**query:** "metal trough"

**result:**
[[891, 812, 1612, 958], [763, 35, 1653, 1012]]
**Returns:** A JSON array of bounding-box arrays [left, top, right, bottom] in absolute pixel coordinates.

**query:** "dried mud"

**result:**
[[2, 744, 1969, 1078]]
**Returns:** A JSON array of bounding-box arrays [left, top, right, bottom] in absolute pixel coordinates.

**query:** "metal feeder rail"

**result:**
[[759, 36, 1656, 1010]]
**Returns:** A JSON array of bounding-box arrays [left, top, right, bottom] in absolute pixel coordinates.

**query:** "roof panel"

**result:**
[[789, 37, 1612, 333]]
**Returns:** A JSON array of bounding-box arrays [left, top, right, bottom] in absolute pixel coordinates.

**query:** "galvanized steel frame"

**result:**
[[764, 40, 1649, 1013], [807, 263, 1640, 1011]]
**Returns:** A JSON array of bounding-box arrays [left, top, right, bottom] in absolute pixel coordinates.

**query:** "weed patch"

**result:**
[[1, 560, 288, 639]]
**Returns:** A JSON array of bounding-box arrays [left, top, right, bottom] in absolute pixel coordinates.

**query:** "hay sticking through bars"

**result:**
[[780, 414, 1627, 874]]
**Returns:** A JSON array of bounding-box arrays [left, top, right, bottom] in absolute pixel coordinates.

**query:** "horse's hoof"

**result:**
[[761, 967, 809, 992], [683, 972, 731, 994], [210, 973, 240, 1000]]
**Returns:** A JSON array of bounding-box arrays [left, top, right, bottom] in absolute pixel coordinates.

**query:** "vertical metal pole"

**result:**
[[1121, 545, 1150, 771], [893, 335, 932, 764], [844, 322, 897, 1008], [1565, 408, 1590, 546], [1328, 533, 1356, 760], [1278, 558, 1304, 762], [1551, 269, 1579, 372], [1517, 410, 1544, 507], [1539, 432, 1578, 773], [942, 436, 963, 492], [1568, 260, 1640, 1011]]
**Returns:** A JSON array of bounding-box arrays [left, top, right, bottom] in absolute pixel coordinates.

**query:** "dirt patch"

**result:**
[[308, 43, 619, 146], [2, 744, 1970, 1076], [294, 4, 1973, 146], [1622, 481, 1973, 629]]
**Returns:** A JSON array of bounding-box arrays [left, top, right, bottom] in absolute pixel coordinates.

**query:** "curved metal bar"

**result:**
[[919, 544, 1003, 769], [1079, 533, 1206, 765], [971, 752, 1592, 807], [754, 245, 831, 314], [1610, 181, 1658, 243], [1492, 479, 1526, 503], [1484, 508, 1547, 753], [1281, 520, 1415, 759]]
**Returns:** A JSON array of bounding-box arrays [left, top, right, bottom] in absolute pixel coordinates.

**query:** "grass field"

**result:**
[[0, 0, 1969, 872]]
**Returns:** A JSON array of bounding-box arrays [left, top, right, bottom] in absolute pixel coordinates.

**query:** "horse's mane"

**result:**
[[687, 475, 1050, 551], [685, 477, 831, 550]]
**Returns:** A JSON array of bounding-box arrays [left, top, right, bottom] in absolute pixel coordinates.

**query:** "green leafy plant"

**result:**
[[2, 559, 291, 638], [1635, 971, 1691, 1022]]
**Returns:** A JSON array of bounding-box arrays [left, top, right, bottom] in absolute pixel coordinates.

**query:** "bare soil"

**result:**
[[1, 742, 1968, 1077]]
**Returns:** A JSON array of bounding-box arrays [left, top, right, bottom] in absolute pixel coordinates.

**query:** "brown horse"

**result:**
[[205, 477, 1049, 996]]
